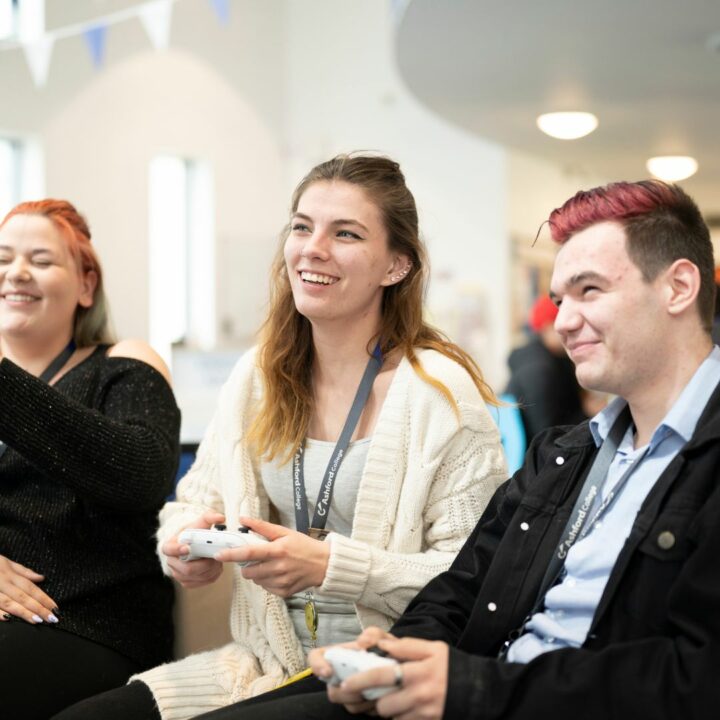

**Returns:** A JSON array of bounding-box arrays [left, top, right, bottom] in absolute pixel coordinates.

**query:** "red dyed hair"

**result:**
[[0, 199, 114, 346], [547, 180, 715, 330]]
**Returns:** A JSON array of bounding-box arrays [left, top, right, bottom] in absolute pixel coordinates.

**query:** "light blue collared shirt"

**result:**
[[507, 345, 720, 664]]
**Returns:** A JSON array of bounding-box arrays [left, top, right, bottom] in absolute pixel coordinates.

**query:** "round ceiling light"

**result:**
[[646, 156, 698, 182], [536, 112, 599, 140]]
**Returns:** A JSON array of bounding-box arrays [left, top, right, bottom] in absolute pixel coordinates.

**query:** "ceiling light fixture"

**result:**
[[536, 111, 599, 140], [646, 156, 698, 182]]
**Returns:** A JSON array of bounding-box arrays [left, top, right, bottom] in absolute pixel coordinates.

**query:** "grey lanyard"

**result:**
[[292, 342, 382, 538], [500, 405, 649, 660], [533, 404, 650, 613], [0, 340, 77, 461]]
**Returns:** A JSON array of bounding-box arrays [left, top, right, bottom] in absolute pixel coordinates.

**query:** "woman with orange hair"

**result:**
[[56, 154, 506, 720], [0, 200, 180, 718]]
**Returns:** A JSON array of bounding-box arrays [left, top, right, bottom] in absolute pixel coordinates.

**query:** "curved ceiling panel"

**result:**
[[396, 0, 720, 212]]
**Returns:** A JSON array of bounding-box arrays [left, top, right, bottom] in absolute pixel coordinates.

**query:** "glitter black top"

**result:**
[[0, 345, 180, 669]]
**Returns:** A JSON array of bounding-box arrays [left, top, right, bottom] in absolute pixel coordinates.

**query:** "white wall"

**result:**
[[43, 48, 285, 342]]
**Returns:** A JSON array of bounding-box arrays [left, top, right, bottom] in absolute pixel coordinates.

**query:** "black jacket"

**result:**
[[391, 384, 720, 719]]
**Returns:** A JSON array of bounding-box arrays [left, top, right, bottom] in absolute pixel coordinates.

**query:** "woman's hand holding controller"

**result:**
[[162, 511, 226, 589], [214, 516, 330, 598]]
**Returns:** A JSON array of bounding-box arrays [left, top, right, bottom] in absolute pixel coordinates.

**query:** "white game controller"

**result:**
[[322, 647, 400, 701], [178, 524, 268, 566]]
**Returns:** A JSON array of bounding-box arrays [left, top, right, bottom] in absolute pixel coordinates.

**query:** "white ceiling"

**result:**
[[395, 0, 720, 215]]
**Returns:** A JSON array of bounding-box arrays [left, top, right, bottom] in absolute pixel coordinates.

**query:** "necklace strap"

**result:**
[[293, 342, 383, 536]]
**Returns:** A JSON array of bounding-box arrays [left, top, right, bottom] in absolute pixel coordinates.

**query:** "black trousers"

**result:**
[[0, 620, 141, 720], [54, 675, 364, 720], [194, 676, 364, 720], [51, 680, 160, 720]]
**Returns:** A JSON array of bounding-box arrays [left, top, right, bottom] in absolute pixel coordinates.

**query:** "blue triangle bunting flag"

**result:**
[[83, 24, 107, 68], [209, 0, 230, 26]]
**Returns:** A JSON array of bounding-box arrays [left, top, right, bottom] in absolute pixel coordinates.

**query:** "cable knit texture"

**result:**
[[135, 347, 507, 719], [0, 347, 180, 668]]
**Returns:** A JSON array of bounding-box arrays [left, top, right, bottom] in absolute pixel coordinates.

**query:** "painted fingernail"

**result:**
[[31, 614, 44, 623], [47, 613, 59, 623], [2, 613, 11, 620]]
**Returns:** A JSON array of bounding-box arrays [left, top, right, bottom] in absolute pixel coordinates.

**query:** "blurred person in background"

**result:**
[[505, 294, 587, 442]]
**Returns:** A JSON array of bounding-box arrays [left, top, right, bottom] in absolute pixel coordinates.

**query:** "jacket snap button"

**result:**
[[657, 531, 675, 550], [555, 456, 565, 465], [520, 522, 529, 531], [487, 602, 497, 612]]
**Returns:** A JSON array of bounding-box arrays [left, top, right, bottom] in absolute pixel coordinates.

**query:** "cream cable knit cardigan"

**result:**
[[135, 347, 507, 720]]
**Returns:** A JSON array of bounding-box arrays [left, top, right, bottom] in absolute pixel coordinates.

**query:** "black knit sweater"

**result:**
[[0, 346, 180, 669]]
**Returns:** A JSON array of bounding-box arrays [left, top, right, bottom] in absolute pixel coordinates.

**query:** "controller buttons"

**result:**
[[238, 526, 250, 533], [212, 524, 227, 531]]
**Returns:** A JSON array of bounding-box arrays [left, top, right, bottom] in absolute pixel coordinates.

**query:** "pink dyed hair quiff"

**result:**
[[546, 179, 716, 331], [548, 180, 684, 244]]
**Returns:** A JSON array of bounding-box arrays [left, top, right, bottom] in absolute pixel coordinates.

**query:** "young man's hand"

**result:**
[[341, 637, 449, 720]]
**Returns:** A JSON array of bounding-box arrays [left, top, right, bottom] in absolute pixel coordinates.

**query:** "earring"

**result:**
[[390, 265, 411, 283]]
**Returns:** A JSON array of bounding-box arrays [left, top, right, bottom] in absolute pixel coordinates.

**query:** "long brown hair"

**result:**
[[0, 199, 115, 346], [249, 154, 497, 462]]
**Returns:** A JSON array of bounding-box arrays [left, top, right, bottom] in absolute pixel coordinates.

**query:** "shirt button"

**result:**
[[487, 602, 497, 612], [555, 456, 565, 465], [657, 531, 676, 550], [520, 522, 530, 532]]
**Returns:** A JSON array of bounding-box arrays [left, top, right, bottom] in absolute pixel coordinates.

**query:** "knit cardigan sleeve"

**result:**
[[319, 351, 508, 623], [0, 355, 180, 511], [155, 348, 262, 574]]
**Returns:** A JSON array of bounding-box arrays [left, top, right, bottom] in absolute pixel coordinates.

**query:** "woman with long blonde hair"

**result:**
[[56, 154, 506, 720]]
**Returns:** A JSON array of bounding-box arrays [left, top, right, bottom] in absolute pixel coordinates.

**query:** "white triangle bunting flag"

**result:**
[[22, 35, 54, 87], [139, 0, 173, 51]]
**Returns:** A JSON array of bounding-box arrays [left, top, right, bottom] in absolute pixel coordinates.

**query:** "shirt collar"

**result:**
[[589, 345, 720, 449]]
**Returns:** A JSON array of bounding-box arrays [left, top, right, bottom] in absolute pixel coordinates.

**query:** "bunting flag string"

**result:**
[[0, 0, 230, 88]]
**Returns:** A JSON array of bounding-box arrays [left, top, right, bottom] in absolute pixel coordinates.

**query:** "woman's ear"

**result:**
[[78, 270, 98, 309], [381, 255, 413, 287]]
